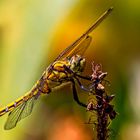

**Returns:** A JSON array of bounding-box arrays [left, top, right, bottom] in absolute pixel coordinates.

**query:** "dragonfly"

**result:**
[[0, 7, 113, 130]]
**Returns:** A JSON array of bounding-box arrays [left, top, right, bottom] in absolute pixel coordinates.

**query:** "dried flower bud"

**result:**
[[97, 83, 105, 91], [87, 102, 96, 111]]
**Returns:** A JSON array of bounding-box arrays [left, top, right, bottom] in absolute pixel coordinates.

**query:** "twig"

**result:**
[[87, 62, 117, 140]]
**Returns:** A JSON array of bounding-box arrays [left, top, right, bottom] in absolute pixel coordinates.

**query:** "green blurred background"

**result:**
[[0, 0, 140, 140]]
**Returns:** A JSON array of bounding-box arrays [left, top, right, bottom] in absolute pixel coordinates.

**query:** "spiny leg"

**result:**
[[71, 79, 87, 108], [76, 74, 91, 81], [75, 77, 90, 92], [63, 65, 91, 81], [63, 65, 90, 92]]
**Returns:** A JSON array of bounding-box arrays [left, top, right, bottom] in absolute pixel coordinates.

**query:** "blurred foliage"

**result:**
[[0, 0, 140, 140]]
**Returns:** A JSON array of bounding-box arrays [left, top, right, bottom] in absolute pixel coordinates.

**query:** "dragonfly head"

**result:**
[[69, 55, 86, 73]]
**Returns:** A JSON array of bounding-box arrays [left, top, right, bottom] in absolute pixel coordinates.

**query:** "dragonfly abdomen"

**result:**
[[0, 62, 70, 117], [0, 86, 40, 117]]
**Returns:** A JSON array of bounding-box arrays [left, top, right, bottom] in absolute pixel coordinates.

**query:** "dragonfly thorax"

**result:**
[[69, 55, 86, 74]]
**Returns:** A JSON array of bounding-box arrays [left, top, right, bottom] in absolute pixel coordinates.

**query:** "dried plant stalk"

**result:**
[[86, 62, 117, 140]]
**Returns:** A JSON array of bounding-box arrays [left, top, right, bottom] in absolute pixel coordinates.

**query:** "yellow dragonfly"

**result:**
[[0, 7, 113, 130]]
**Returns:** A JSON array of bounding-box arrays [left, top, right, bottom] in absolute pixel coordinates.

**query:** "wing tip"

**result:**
[[108, 7, 114, 12], [4, 124, 16, 130], [106, 7, 114, 16]]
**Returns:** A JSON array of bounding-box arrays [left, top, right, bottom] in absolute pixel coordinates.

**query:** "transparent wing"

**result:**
[[61, 36, 92, 60], [67, 36, 92, 58], [54, 7, 113, 61], [4, 97, 36, 130]]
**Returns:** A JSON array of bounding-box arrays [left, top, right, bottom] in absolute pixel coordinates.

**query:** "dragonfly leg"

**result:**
[[75, 77, 90, 92], [63, 65, 91, 81], [71, 79, 87, 108], [76, 74, 91, 81], [63, 65, 90, 92]]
